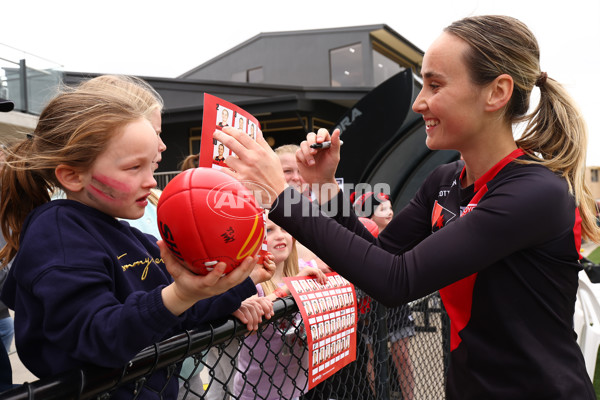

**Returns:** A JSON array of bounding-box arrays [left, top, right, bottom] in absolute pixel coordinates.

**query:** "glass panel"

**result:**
[[330, 43, 363, 87], [372, 50, 404, 86], [0, 43, 62, 114], [231, 70, 246, 82], [248, 67, 264, 83]]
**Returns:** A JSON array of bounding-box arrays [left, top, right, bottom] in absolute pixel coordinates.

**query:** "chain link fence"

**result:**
[[0, 292, 449, 400]]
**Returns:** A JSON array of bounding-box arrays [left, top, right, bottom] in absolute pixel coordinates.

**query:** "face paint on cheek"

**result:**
[[87, 174, 132, 202]]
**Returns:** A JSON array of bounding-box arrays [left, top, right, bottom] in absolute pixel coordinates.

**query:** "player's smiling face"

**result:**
[[412, 32, 488, 152], [266, 219, 293, 264]]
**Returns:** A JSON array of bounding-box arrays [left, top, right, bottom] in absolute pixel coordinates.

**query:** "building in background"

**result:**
[[3, 24, 460, 211], [586, 167, 600, 210]]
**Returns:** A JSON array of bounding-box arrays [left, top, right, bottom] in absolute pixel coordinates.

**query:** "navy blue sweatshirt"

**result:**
[[268, 155, 595, 399], [1, 200, 256, 399]]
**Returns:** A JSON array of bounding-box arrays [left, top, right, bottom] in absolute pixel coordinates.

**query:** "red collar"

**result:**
[[459, 148, 525, 192]]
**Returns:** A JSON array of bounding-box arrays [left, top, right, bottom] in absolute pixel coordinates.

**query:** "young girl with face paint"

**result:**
[[216, 15, 600, 399], [0, 76, 269, 400]]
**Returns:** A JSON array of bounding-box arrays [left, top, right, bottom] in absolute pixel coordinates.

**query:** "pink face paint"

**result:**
[[88, 174, 131, 202], [87, 184, 117, 202]]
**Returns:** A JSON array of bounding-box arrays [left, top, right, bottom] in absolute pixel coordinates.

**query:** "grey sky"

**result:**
[[2, 0, 599, 164]]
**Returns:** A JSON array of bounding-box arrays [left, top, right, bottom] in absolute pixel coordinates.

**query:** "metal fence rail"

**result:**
[[154, 171, 179, 191], [0, 292, 449, 400]]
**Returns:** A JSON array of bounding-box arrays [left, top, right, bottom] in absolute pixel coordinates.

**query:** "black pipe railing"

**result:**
[[0, 292, 449, 400]]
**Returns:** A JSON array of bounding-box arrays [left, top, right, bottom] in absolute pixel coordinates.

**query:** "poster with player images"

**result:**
[[283, 272, 357, 390], [199, 93, 262, 170], [199, 93, 267, 261]]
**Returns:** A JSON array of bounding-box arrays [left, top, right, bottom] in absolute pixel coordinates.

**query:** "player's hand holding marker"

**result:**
[[297, 128, 343, 204], [214, 126, 343, 206]]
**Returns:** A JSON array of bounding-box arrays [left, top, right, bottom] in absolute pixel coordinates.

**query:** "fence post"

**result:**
[[18, 59, 27, 114], [373, 301, 391, 400]]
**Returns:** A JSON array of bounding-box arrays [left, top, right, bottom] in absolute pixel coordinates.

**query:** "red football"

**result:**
[[156, 167, 265, 275]]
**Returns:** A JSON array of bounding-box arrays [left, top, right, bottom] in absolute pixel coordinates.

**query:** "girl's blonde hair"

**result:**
[[260, 241, 299, 296], [446, 15, 600, 242], [274, 144, 300, 157], [0, 75, 163, 265], [79, 75, 164, 113]]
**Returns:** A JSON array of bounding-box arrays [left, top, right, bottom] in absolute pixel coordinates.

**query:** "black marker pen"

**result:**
[[310, 140, 344, 149]]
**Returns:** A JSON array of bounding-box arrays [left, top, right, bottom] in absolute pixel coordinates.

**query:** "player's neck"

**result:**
[[461, 141, 517, 188]]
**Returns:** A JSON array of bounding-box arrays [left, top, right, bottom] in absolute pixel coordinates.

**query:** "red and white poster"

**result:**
[[199, 93, 267, 262], [283, 272, 357, 390], [199, 93, 261, 169]]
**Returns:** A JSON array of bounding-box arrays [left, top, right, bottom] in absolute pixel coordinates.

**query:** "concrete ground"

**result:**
[[7, 311, 35, 385], [9, 350, 35, 385]]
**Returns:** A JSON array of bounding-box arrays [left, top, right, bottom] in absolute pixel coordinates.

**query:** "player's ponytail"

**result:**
[[516, 76, 599, 242]]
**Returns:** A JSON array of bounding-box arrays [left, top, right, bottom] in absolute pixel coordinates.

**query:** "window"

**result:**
[[231, 71, 246, 82], [592, 169, 599, 183], [372, 50, 404, 86], [330, 43, 364, 87], [232, 67, 264, 83], [248, 67, 264, 83]]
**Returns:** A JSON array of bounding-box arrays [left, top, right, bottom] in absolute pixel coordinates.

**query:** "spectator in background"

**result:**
[[234, 216, 327, 400], [352, 192, 394, 234], [353, 192, 415, 400], [274, 144, 331, 273], [275, 144, 311, 198], [178, 154, 199, 171]]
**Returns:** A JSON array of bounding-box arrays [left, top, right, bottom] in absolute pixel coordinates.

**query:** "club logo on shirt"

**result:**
[[431, 200, 456, 232], [461, 203, 477, 216]]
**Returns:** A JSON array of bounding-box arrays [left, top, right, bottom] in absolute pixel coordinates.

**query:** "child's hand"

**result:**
[[297, 266, 328, 286], [315, 259, 333, 274], [250, 252, 276, 284], [158, 240, 257, 316], [232, 296, 275, 331]]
